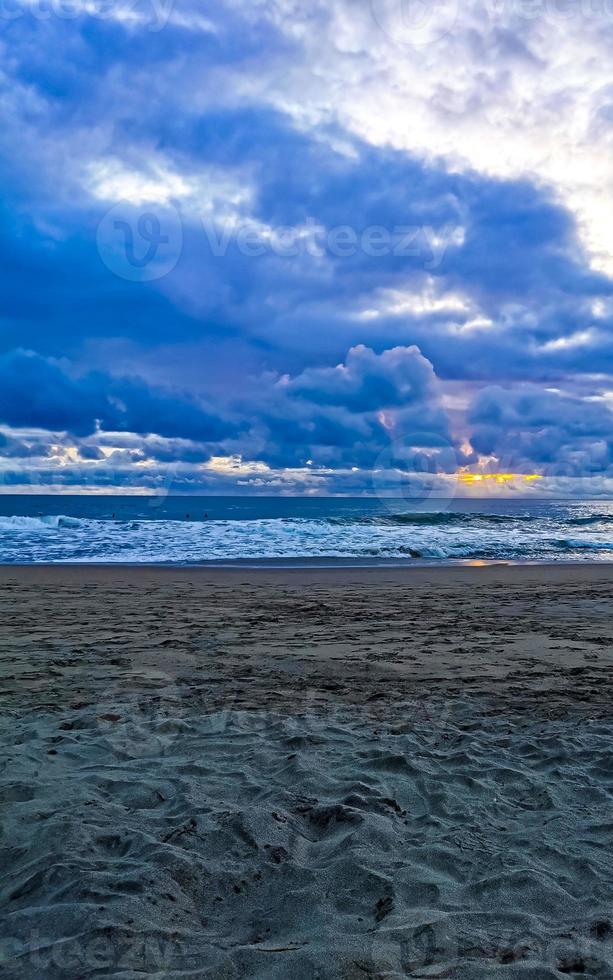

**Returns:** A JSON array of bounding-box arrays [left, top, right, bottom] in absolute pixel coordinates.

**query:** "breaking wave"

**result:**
[[330, 511, 530, 527], [0, 506, 611, 563], [0, 515, 82, 531]]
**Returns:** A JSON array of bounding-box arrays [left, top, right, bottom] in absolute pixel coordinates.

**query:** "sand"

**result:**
[[1, 563, 613, 978]]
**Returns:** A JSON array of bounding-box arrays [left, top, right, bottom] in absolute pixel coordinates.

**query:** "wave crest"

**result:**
[[0, 515, 81, 531]]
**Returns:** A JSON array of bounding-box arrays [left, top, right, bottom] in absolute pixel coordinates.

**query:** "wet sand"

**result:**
[[1, 563, 613, 977]]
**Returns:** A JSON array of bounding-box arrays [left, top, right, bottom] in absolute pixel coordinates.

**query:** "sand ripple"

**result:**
[[2, 701, 613, 978]]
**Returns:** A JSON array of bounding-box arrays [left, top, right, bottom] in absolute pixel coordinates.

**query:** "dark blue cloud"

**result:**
[[287, 345, 435, 412], [0, 1, 612, 486], [0, 349, 237, 442], [0, 432, 51, 458], [0, 343, 458, 477], [469, 385, 613, 474]]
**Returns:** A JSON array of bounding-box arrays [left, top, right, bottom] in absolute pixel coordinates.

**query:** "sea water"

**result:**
[[0, 495, 612, 564]]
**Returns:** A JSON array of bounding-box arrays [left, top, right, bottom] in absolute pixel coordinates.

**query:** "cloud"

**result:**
[[246, 344, 456, 470], [468, 384, 613, 475], [0, 349, 237, 443], [0, 1, 612, 489], [0, 343, 460, 482], [286, 344, 436, 411]]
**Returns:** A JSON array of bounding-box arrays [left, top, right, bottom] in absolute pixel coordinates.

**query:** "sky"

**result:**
[[2, 0, 613, 495]]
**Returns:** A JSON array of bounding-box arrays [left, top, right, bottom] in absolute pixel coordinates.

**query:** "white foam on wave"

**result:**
[[0, 515, 60, 530], [0, 514, 85, 531], [0, 513, 611, 563], [556, 537, 613, 550]]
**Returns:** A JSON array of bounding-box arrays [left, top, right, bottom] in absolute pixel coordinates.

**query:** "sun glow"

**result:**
[[457, 473, 543, 485]]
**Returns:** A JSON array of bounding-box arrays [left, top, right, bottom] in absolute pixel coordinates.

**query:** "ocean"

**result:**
[[0, 495, 612, 564]]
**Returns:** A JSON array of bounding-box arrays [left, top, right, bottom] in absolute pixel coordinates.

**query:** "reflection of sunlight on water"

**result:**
[[462, 559, 515, 567]]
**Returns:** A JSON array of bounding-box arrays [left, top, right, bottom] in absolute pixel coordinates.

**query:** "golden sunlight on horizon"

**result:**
[[457, 473, 543, 485]]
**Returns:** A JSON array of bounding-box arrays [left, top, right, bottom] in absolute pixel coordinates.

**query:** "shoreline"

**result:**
[[1, 557, 613, 581]]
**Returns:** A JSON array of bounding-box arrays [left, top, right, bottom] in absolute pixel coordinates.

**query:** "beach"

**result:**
[[1, 563, 613, 977]]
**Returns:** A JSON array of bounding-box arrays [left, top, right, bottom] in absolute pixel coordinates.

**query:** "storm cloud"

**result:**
[[1, 0, 613, 491]]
